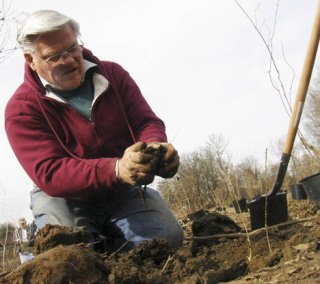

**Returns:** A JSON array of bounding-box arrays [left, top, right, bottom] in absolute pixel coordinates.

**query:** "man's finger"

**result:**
[[127, 142, 147, 153]]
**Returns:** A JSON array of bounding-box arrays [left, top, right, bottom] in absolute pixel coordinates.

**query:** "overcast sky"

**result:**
[[0, 0, 318, 223]]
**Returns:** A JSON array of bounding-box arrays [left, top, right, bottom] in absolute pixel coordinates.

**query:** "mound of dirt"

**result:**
[[2, 197, 320, 283], [2, 244, 109, 283], [189, 209, 241, 236]]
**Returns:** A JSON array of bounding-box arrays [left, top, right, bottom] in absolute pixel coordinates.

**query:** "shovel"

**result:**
[[248, 1, 320, 230]]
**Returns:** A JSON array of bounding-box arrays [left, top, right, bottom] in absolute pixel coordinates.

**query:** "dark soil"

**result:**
[[33, 224, 91, 255], [2, 196, 320, 283]]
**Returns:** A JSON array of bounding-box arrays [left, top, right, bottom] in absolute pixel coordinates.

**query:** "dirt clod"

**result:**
[[33, 224, 91, 255], [2, 244, 109, 283]]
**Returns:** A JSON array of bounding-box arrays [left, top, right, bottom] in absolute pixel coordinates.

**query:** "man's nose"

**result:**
[[59, 52, 75, 65]]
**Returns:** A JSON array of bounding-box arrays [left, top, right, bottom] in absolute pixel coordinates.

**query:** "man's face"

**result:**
[[24, 25, 84, 90], [19, 221, 26, 229]]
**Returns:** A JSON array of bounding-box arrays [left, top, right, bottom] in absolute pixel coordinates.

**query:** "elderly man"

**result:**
[[13, 218, 31, 246], [5, 10, 183, 252]]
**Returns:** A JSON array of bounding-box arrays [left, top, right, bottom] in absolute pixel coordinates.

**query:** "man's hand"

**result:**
[[117, 142, 158, 186], [153, 143, 180, 178]]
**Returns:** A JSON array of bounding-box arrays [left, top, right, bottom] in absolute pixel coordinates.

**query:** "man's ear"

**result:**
[[24, 53, 36, 71]]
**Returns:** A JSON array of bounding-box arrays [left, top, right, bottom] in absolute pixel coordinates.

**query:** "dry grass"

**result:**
[[0, 245, 20, 274]]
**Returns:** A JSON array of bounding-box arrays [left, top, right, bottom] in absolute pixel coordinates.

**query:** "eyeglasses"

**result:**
[[33, 43, 83, 64]]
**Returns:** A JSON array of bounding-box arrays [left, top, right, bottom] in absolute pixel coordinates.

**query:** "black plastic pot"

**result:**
[[301, 173, 320, 206], [291, 183, 307, 200], [232, 198, 248, 214], [248, 191, 288, 230]]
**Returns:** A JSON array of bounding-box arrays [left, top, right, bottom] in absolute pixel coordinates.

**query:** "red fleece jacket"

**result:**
[[5, 48, 167, 203]]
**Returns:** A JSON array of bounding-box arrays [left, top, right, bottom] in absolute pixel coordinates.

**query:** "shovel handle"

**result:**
[[283, 1, 320, 155], [269, 1, 320, 196]]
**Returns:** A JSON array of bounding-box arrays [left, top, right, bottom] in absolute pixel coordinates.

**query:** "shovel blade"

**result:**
[[248, 191, 288, 230]]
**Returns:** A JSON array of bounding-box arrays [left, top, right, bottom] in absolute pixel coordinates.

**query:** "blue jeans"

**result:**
[[30, 186, 183, 252]]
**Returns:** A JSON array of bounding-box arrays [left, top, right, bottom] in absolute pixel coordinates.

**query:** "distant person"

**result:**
[[13, 218, 33, 247], [5, 10, 183, 253]]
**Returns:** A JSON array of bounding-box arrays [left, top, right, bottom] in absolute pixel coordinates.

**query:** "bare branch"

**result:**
[[0, 0, 19, 63], [233, 0, 292, 117]]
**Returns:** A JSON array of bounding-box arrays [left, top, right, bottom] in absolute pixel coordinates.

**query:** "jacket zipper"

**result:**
[[43, 95, 102, 147]]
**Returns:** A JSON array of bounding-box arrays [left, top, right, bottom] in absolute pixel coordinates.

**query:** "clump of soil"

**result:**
[[189, 209, 241, 236], [33, 224, 91, 255], [2, 244, 109, 283], [106, 239, 174, 283], [3, 194, 320, 283]]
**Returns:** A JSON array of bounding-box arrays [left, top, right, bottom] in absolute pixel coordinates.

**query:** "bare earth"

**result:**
[[1, 196, 320, 284]]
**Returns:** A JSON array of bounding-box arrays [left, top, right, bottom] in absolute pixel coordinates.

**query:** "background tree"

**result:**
[[304, 68, 320, 153], [0, 0, 18, 63]]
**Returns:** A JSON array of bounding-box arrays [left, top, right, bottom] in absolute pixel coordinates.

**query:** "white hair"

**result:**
[[17, 10, 80, 53]]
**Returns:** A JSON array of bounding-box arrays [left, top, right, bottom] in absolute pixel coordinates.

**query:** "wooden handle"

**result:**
[[283, 0, 320, 154]]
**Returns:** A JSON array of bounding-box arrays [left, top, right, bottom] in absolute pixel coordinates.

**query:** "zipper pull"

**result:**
[[90, 119, 95, 127]]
